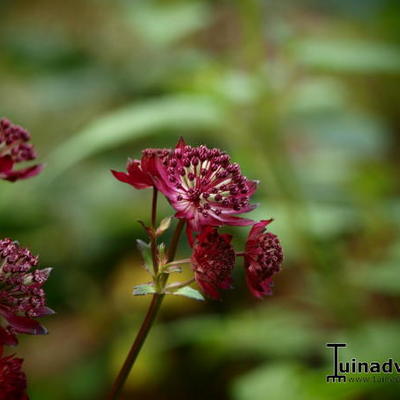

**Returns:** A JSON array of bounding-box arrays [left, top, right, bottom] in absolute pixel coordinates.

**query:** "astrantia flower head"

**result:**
[[0, 239, 53, 346], [0, 349, 28, 400], [109, 139, 285, 397], [244, 220, 283, 298], [191, 226, 235, 299], [0, 118, 43, 182], [152, 138, 258, 232]]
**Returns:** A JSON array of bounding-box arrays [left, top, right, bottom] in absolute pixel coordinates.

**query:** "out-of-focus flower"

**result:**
[[244, 220, 283, 298], [0, 118, 43, 182], [152, 138, 258, 232], [191, 226, 235, 299], [111, 149, 170, 189], [0, 239, 53, 346], [0, 348, 28, 400]]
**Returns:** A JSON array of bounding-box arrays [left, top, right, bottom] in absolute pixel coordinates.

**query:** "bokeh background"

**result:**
[[1, 0, 400, 399]]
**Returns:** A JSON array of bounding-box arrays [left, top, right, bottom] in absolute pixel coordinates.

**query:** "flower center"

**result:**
[[0, 119, 36, 162], [162, 144, 252, 217], [0, 239, 47, 318], [256, 233, 283, 275]]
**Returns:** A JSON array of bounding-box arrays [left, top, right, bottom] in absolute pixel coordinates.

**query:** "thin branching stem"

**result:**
[[166, 278, 195, 290], [167, 219, 185, 263], [106, 294, 163, 400], [107, 217, 185, 400], [164, 258, 191, 267]]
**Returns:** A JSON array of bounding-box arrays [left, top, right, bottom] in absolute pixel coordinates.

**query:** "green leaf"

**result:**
[[163, 265, 182, 274], [156, 217, 172, 237], [157, 242, 168, 266], [171, 286, 205, 301], [132, 283, 156, 296], [231, 362, 363, 400], [136, 239, 153, 274], [349, 262, 400, 295], [293, 38, 400, 73], [126, 2, 210, 47], [46, 95, 224, 179]]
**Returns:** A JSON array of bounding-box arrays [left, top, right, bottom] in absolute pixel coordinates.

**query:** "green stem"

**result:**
[[107, 218, 185, 400], [166, 278, 195, 290], [164, 258, 191, 267]]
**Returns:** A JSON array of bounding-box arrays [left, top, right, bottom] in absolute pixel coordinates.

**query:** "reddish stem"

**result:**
[[106, 218, 185, 400]]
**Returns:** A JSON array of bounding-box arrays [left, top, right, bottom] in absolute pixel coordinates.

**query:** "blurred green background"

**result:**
[[1, 0, 400, 399]]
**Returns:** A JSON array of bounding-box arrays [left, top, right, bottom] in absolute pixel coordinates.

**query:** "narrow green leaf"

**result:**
[[156, 216, 172, 237], [46, 95, 224, 179], [293, 38, 400, 73], [171, 286, 205, 301], [164, 265, 182, 274], [129, 2, 210, 47], [158, 242, 167, 266], [133, 283, 156, 296], [136, 239, 153, 274]]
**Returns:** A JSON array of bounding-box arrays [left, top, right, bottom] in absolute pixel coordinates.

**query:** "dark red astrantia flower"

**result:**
[[111, 149, 170, 190], [191, 226, 235, 299], [244, 220, 283, 298], [0, 118, 43, 182], [0, 239, 53, 346], [0, 348, 29, 400], [152, 138, 258, 232]]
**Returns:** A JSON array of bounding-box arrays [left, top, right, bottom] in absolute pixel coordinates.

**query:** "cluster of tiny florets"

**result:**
[[0, 119, 37, 164], [142, 149, 170, 159], [254, 232, 283, 277], [192, 228, 235, 299], [0, 353, 28, 400], [160, 144, 251, 217], [0, 239, 50, 319]]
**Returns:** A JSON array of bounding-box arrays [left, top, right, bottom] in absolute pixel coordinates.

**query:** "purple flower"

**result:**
[[0, 119, 43, 182], [244, 220, 283, 298], [0, 239, 53, 346], [0, 349, 28, 400], [152, 138, 258, 232], [191, 226, 235, 299]]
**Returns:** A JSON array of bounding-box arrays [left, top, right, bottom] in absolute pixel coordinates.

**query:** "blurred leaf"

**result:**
[[287, 78, 347, 114], [47, 95, 224, 178], [136, 239, 153, 274], [214, 71, 260, 104], [232, 363, 364, 400], [156, 216, 172, 237], [132, 283, 155, 296], [348, 243, 400, 295], [349, 264, 400, 295], [232, 363, 305, 400], [296, 112, 388, 158], [170, 286, 205, 301], [339, 321, 400, 362], [306, 204, 357, 237], [167, 305, 321, 357], [293, 38, 400, 73], [127, 2, 210, 47]]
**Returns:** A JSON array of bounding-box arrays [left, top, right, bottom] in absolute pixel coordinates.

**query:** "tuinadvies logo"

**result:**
[[326, 343, 400, 383]]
